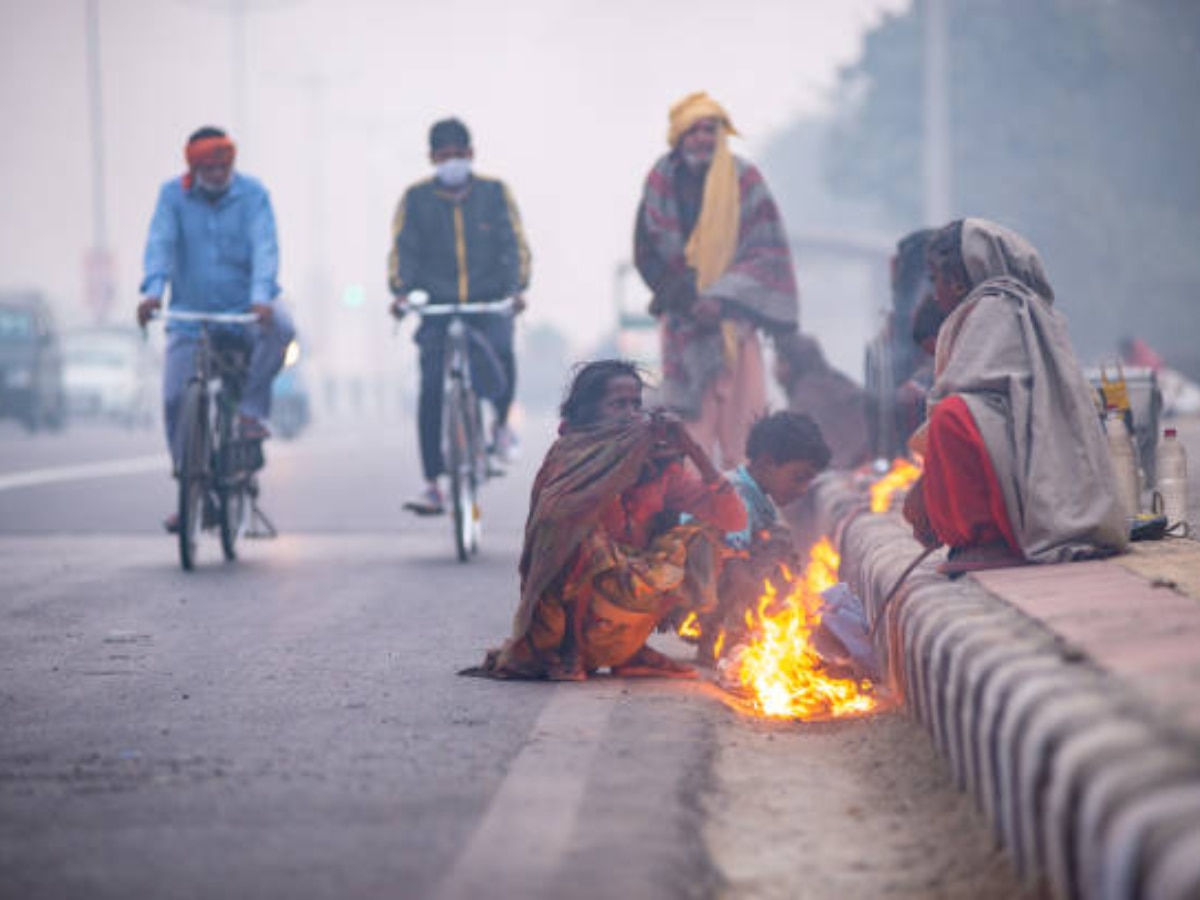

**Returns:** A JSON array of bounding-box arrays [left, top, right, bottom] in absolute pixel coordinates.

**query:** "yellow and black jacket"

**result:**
[[388, 175, 531, 303]]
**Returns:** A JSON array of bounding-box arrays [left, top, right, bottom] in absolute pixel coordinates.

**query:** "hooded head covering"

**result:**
[[914, 218, 1127, 562], [960, 217, 1055, 303]]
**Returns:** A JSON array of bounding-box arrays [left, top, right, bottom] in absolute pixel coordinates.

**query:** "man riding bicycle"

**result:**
[[388, 117, 531, 515], [137, 125, 295, 533]]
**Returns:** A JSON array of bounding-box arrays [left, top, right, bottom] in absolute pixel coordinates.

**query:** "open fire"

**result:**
[[869, 458, 922, 513], [716, 537, 878, 721], [678, 460, 924, 720]]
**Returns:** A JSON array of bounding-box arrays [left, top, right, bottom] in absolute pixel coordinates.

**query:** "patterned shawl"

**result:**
[[511, 418, 657, 635], [636, 153, 799, 413], [926, 219, 1127, 562], [638, 153, 798, 329]]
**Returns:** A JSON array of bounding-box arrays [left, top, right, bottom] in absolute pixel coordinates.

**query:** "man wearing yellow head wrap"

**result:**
[[635, 92, 800, 467]]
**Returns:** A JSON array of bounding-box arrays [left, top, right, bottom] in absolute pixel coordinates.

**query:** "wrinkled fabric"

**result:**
[[513, 418, 656, 636], [636, 153, 798, 416], [498, 522, 723, 676], [922, 395, 1018, 552], [512, 417, 744, 635], [485, 416, 745, 678], [917, 219, 1127, 563]]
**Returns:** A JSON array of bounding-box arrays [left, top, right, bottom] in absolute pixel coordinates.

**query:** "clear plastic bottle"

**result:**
[[1154, 427, 1189, 533], [1105, 409, 1140, 518]]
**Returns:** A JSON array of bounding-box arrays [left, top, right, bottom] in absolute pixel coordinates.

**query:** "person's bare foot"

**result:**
[[546, 650, 586, 682], [612, 646, 697, 679]]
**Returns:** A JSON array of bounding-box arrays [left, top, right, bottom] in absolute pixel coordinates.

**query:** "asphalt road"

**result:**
[[0, 417, 730, 900], [0, 414, 1038, 900]]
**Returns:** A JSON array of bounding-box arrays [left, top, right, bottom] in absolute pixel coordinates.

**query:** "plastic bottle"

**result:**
[[1104, 409, 1140, 518], [1154, 427, 1189, 533]]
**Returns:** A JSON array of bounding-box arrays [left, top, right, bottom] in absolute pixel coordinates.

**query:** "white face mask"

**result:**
[[196, 171, 233, 195], [435, 157, 472, 187]]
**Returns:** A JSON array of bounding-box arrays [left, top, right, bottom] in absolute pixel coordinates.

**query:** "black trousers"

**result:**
[[415, 312, 515, 482]]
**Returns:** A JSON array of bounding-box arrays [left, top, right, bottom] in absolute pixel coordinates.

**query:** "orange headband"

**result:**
[[185, 136, 236, 169]]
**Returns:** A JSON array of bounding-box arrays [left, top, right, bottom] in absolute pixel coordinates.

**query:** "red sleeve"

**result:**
[[662, 462, 747, 532]]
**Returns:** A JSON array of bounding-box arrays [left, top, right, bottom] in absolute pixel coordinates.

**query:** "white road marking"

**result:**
[[434, 682, 621, 900], [0, 455, 168, 493]]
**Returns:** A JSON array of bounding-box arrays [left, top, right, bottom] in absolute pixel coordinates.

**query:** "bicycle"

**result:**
[[402, 297, 513, 562], [159, 310, 275, 571]]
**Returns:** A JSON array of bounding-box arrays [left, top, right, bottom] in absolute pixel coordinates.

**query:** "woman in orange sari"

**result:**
[[480, 360, 746, 681]]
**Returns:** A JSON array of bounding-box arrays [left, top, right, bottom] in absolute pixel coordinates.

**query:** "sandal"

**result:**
[[937, 542, 1026, 578]]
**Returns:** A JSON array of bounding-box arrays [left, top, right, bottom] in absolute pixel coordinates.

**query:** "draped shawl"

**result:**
[[923, 219, 1127, 562], [512, 418, 656, 635], [636, 154, 799, 413], [638, 153, 798, 329]]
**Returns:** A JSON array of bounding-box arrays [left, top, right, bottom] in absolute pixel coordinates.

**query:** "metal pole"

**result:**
[[181, 0, 302, 157], [231, 0, 248, 149], [85, 0, 108, 249], [922, 0, 952, 224]]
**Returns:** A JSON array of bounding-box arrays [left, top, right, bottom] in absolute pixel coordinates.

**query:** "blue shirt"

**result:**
[[140, 173, 280, 332], [725, 465, 779, 551]]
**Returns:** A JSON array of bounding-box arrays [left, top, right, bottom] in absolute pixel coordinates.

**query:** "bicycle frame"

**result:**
[[161, 310, 260, 569], [410, 298, 513, 561]]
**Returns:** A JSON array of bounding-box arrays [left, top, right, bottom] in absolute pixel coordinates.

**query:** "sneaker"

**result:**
[[491, 424, 519, 464], [162, 513, 180, 534], [237, 415, 271, 441], [403, 483, 445, 516]]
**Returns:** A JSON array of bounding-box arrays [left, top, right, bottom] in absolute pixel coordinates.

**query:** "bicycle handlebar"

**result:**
[[408, 298, 515, 317], [159, 310, 261, 325]]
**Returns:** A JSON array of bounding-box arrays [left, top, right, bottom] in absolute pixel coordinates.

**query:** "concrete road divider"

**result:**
[[809, 475, 1200, 900]]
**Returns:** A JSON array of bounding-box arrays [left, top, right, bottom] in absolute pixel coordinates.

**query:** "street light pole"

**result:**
[[922, 0, 952, 224], [85, 0, 108, 251], [83, 0, 115, 324], [230, 0, 248, 142], [181, 0, 301, 158]]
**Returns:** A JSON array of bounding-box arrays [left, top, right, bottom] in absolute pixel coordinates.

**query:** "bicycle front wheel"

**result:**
[[219, 484, 248, 561], [177, 381, 209, 571], [444, 382, 478, 563]]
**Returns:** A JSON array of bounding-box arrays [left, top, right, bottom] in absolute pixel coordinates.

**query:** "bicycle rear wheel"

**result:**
[[218, 428, 248, 563], [177, 381, 209, 571], [444, 382, 478, 563]]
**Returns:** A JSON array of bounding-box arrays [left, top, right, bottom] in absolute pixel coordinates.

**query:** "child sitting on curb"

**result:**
[[694, 411, 831, 664]]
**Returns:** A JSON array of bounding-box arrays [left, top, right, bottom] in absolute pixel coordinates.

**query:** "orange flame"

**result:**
[[677, 611, 702, 639], [869, 458, 922, 513], [726, 537, 877, 720]]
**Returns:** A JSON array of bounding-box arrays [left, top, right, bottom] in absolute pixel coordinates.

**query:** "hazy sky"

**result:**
[[0, 0, 906, 376]]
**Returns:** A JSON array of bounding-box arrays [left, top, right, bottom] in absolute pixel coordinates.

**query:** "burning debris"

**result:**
[[869, 458, 922, 513], [711, 538, 879, 721], [675, 458, 926, 721]]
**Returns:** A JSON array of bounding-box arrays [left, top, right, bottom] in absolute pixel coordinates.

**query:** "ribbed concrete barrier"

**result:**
[[809, 475, 1200, 900]]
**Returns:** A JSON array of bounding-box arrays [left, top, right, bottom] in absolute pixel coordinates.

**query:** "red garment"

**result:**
[[923, 395, 1019, 553], [181, 136, 237, 190], [597, 459, 745, 548]]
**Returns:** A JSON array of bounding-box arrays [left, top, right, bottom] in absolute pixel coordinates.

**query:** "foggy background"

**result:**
[[2, 0, 1197, 421]]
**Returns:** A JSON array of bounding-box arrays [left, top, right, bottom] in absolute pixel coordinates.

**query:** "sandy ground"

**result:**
[[705, 708, 1031, 900]]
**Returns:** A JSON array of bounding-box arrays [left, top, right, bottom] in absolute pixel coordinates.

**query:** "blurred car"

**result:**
[[0, 291, 65, 432], [62, 326, 159, 428], [271, 338, 310, 439]]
